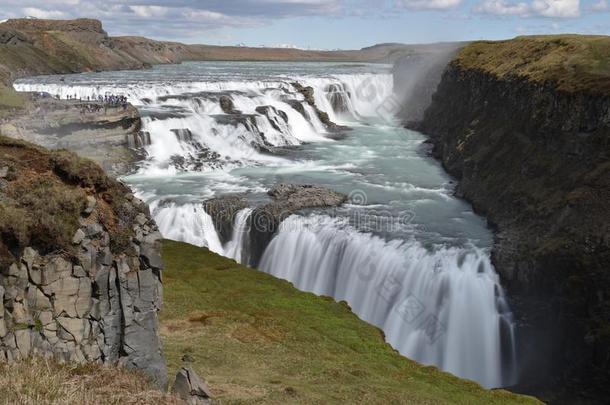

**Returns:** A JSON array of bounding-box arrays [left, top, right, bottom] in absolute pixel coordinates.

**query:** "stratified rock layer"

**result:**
[[1, 96, 143, 177]]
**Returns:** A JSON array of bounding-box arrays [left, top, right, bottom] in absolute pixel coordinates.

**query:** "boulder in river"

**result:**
[[219, 95, 240, 114]]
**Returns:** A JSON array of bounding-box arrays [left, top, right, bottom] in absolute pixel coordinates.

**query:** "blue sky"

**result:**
[[0, 0, 608, 49]]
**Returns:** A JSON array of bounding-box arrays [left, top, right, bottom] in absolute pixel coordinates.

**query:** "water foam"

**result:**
[[259, 215, 516, 389]]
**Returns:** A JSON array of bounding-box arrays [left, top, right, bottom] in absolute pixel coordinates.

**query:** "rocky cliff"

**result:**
[[0, 136, 166, 387], [1, 95, 144, 177], [409, 36, 610, 402]]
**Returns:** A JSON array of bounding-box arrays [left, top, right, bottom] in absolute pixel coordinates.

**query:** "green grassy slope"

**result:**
[[161, 240, 539, 405], [456, 35, 610, 93], [0, 84, 25, 117]]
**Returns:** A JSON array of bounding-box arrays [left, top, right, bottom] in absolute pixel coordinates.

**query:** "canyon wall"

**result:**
[[407, 36, 610, 401]]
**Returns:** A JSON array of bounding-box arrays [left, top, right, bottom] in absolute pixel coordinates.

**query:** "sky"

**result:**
[[0, 0, 609, 49]]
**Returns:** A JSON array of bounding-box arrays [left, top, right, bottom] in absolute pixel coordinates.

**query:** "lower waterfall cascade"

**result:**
[[15, 61, 517, 389]]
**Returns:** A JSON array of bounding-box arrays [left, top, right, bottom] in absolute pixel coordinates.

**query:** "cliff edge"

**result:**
[[0, 136, 167, 387], [410, 35, 610, 401]]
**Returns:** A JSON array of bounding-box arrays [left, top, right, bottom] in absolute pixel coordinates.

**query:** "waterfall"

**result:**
[[259, 215, 516, 389], [152, 202, 224, 254], [14, 74, 393, 173], [15, 65, 517, 390], [224, 208, 253, 263]]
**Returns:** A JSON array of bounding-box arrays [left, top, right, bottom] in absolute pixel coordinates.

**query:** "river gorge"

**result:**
[[16, 61, 519, 390]]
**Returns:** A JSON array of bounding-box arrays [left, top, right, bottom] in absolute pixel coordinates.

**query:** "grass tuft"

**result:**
[[0, 357, 182, 405]]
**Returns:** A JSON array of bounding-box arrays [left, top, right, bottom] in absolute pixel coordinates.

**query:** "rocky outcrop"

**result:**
[[1, 95, 144, 176], [203, 197, 249, 244], [248, 184, 347, 265], [412, 58, 610, 401], [172, 363, 213, 405], [201, 184, 347, 266], [0, 137, 167, 388], [1, 18, 106, 35], [255, 105, 289, 133], [0, 29, 28, 46], [291, 82, 349, 133], [219, 95, 240, 114], [0, 208, 166, 387]]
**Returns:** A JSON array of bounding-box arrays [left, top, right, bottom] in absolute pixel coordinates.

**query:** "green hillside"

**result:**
[[160, 240, 540, 404]]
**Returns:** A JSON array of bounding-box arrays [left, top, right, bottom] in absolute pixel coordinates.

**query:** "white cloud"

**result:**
[[531, 0, 580, 17], [21, 7, 66, 19], [129, 6, 170, 19], [475, 0, 580, 17], [475, 0, 531, 15], [396, 0, 463, 10], [182, 10, 227, 21]]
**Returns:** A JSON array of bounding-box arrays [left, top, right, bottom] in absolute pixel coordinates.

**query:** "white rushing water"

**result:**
[[260, 215, 515, 388], [15, 61, 516, 389], [152, 202, 224, 254], [224, 208, 253, 263], [15, 70, 393, 174]]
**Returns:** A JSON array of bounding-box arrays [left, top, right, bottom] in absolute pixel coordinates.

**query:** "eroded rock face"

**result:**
[[0, 97, 142, 177], [201, 184, 346, 266], [203, 196, 249, 244], [413, 62, 610, 400], [248, 184, 347, 265], [0, 196, 167, 388], [291, 82, 350, 133]]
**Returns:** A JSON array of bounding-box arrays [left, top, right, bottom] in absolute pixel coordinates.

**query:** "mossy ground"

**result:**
[[0, 84, 25, 118], [457, 35, 610, 93], [0, 136, 141, 264], [161, 240, 540, 404]]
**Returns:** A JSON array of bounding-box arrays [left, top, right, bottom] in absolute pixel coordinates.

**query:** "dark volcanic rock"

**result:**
[[325, 83, 351, 113], [203, 196, 249, 244], [0, 28, 29, 46], [248, 184, 347, 265], [413, 61, 610, 401], [291, 82, 316, 106], [291, 82, 350, 133], [285, 99, 307, 117], [255, 105, 289, 132], [220, 95, 240, 114]]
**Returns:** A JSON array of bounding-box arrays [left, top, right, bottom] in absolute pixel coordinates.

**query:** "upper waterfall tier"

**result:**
[[15, 63, 394, 175]]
